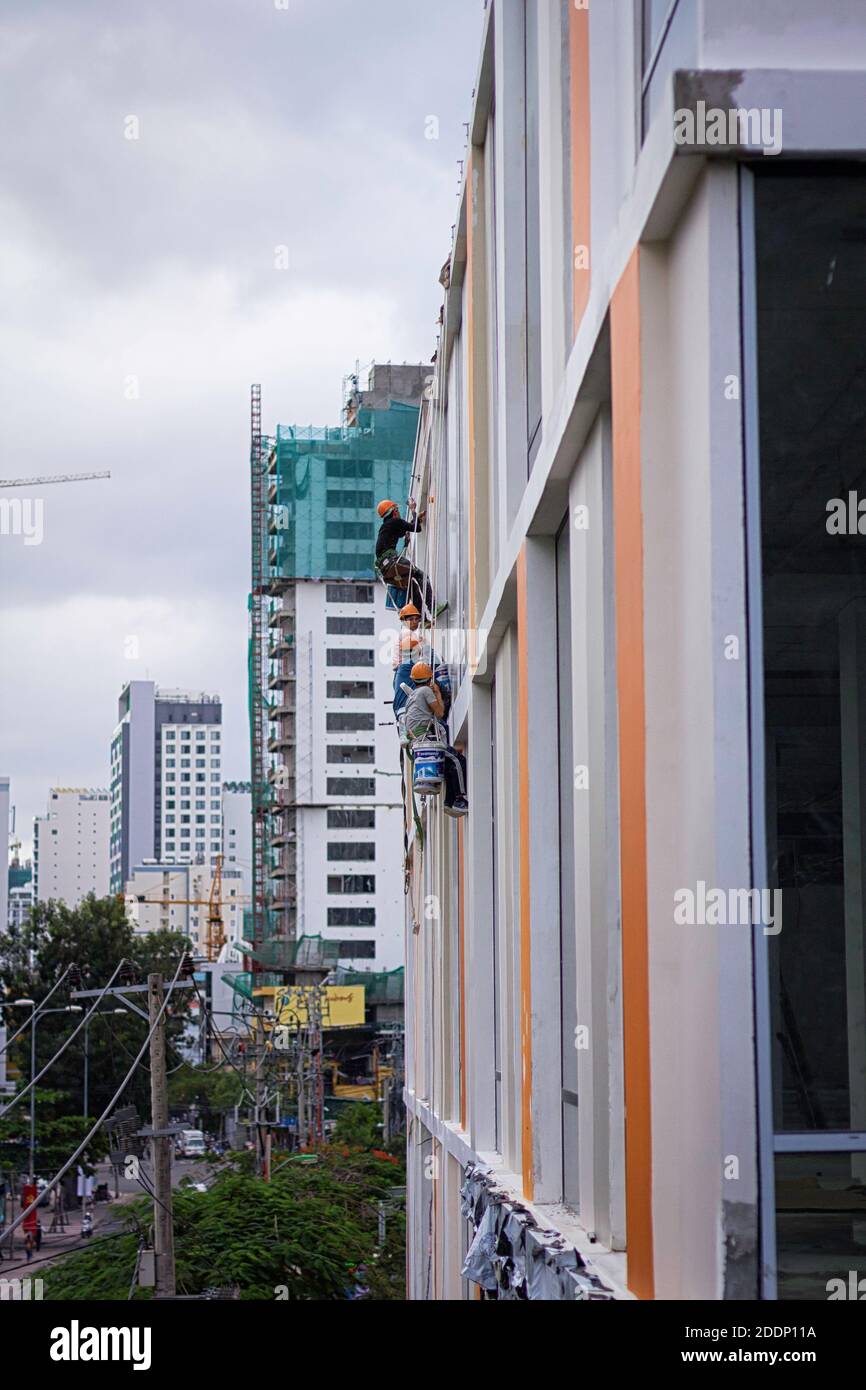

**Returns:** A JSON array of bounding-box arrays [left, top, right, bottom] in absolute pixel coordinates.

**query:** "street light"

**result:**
[[8, 1001, 82, 1180], [83, 1008, 128, 1121]]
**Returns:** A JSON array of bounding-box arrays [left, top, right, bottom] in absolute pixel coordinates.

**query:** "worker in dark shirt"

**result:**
[[374, 499, 446, 618]]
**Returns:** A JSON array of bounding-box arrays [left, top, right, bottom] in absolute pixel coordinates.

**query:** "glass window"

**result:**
[[327, 777, 375, 797], [326, 616, 375, 636], [525, 0, 542, 468], [335, 940, 375, 959], [327, 808, 375, 828], [640, 0, 697, 139], [326, 681, 375, 699], [751, 167, 866, 1296], [328, 842, 375, 862], [326, 648, 375, 668], [327, 745, 375, 765], [181, 758, 190, 768], [327, 907, 376, 927], [326, 583, 374, 604], [326, 712, 375, 732], [328, 874, 375, 894]]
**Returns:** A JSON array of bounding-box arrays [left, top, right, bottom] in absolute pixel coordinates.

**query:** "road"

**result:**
[[0, 1155, 215, 1281]]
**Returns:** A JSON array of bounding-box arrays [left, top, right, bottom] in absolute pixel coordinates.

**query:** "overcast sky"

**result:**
[[0, 0, 483, 856]]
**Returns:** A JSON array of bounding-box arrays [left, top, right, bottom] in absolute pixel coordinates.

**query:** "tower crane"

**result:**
[[0, 472, 110, 488], [123, 856, 250, 962]]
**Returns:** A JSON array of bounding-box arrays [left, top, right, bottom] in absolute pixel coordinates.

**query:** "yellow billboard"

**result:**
[[274, 985, 365, 1029]]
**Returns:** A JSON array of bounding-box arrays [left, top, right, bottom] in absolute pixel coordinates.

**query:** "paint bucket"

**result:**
[[413, 745, 443, 795]]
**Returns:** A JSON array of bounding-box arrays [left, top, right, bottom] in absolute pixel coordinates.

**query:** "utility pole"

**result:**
[[147, 973, 176, 1298], [255, 1010, 265, 1177]]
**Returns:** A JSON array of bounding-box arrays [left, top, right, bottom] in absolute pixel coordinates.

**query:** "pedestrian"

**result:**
[[24, 1230, 34, 1262]]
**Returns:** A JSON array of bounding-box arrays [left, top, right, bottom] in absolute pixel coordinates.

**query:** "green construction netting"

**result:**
[[267, 403, 418, 581], [241, 934, 341, 972], [333, 967, 405, 1006]]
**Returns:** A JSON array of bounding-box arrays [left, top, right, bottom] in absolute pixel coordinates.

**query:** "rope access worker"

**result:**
[[403, 660, 468, 817], [374, 499, 447, 620]]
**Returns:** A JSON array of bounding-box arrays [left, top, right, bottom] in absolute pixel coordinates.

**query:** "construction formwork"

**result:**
[[247, 370, 423, 988]]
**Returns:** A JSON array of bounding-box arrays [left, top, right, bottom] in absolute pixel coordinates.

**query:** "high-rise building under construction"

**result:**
[[245, 365, 428, 993]]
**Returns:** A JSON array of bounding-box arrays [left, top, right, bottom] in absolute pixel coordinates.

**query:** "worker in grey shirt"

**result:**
[[404, 662, 468, 817], [403, 663, 445, 738]]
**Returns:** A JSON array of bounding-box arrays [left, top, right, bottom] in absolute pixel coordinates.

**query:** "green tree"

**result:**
[[332, 1102, 382, 1149], [0, 896, 191, 1129], [0, 1087, 107, 1176], [45, 1149, 407, 1301]]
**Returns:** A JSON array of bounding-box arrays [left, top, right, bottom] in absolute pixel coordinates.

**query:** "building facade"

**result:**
[[249, 364, 424, 981], [404, 0, 866, 1301], [222, 781, 252, 902], [0, 776, 9, 932], [110, 682, 222, 892], [33, 788, 110, 905], [123, 860, 244, 955], [292, 578, 405, 970], [8, 859, 33, 930]]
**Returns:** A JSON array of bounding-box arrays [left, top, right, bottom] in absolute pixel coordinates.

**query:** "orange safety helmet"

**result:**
[[410, 661, 433, 682], [400, 633, 420, 653], [399, 603, 421, 620], [377, 499, 399, 518]]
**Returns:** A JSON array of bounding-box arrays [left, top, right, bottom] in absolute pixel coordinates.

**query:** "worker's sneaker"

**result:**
[[444, 797, 468, 818]]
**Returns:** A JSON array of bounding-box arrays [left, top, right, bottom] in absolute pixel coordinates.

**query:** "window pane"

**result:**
[[756, 169, 866, 1133], [327, 808, 376, 829], [328, 841, 375, 861], [776, 1153, 866, 1301]]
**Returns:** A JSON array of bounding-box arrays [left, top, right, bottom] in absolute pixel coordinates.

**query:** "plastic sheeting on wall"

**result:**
[[459, 1164, 616, 1301]]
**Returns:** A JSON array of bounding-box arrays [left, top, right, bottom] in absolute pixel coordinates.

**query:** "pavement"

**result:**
[[0, 1155, 214, 1280]]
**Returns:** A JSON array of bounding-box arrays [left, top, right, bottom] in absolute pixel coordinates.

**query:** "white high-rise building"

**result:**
[[124, 860, 244, 954], [0, 775, 9, 931], [288, 579, 404, 970], [33, 788, 110, 905], [110, 682, 222, 892], [221, 782, 252, 903]]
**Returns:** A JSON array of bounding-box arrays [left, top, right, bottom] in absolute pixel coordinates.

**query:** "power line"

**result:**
[[0, 960, 129, 1119], [0, 964, 74, 1058], [2, 955, 187, 1246]]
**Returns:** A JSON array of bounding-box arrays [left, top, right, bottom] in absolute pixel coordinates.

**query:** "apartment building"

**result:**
[[0, 776, 8, 931], [110, 681, 222, 892], [293, 579, 405, 970], [250, 365, 424, 978], [8, 858, 33, 930], [404, 0, 866, 1301], [123, 860, 244, 955], [33, 788, 110, 905], [222, 781, 252, 902]]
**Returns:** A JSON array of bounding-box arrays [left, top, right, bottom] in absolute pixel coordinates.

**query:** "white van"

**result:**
[[178, 1129, 207, 1159]]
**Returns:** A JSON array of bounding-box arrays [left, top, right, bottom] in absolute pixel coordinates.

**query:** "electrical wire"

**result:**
[[3, 955, 187, 1245], [0, 958, 131, 1118], [0, 964, 74, 1058]]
